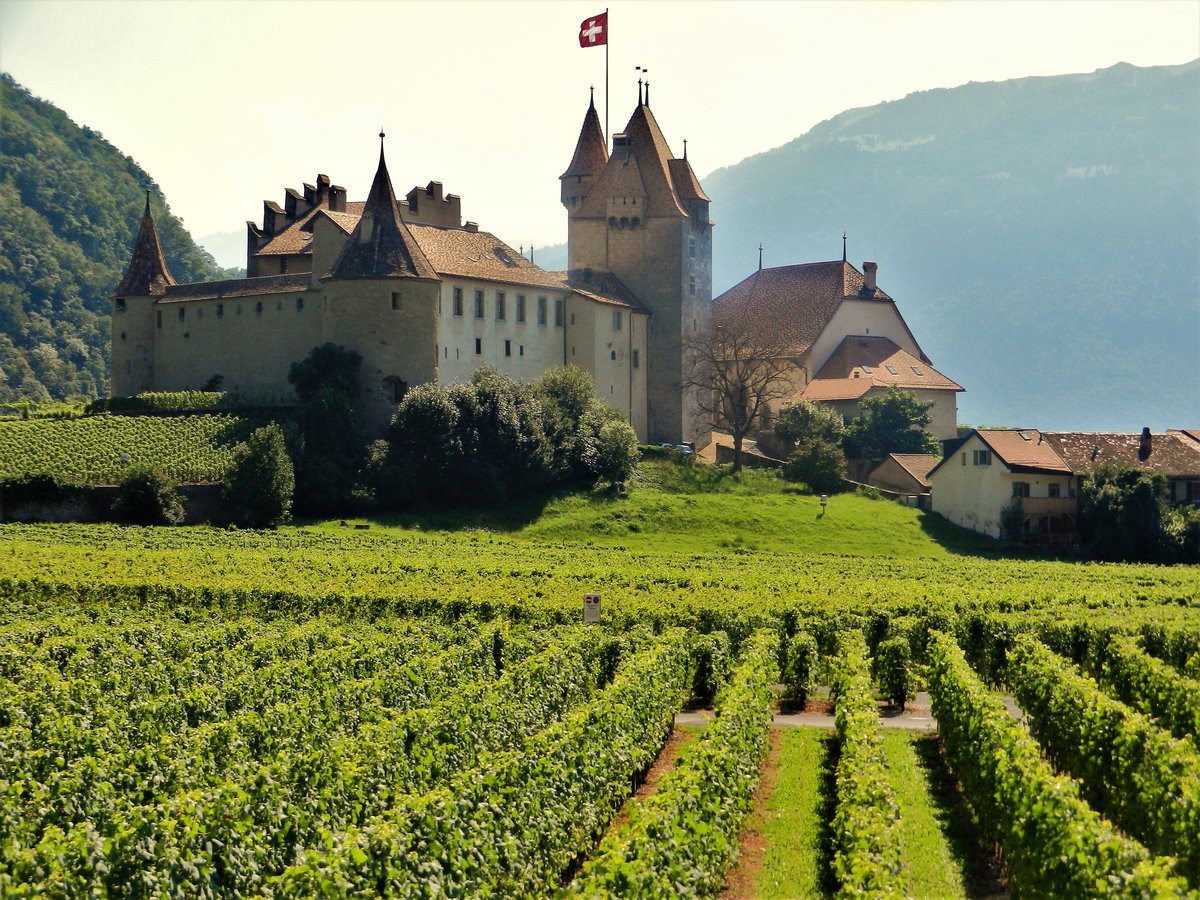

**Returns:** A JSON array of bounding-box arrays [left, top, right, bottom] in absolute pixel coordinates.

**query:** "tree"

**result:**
[[287, 344, 364, 515], [842, 387, 941, 461], [775, 399, 845, 447], [775, 398, 847, 492], [1079, 462, 1173, 562], [223, 423, 295, 528], [535, 366, 639, 485], [684, 317, 795, 472], [111, 468, 184, 525]]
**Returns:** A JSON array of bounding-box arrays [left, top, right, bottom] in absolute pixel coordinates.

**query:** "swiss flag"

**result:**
[[579, 13, 607, 48]]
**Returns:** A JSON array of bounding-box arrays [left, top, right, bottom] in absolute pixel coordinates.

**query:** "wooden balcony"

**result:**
[[1020, 496, 1077, 517]]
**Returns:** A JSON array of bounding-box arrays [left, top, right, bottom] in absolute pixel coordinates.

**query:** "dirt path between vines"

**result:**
[[718, 729, 782, 899], [599, 726, 699, 842]]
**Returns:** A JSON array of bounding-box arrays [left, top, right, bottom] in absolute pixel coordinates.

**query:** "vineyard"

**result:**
[[2, 493, 1199, 895], [0, 414, 265, 485]]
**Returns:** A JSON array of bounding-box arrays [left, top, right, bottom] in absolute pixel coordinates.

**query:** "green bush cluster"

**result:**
[[829, 630, 904, 897], [1008, 635, 1200, 880], [565, 630, 778, 897], [1081, 462, 1200, 563], [221, 423, 294, 529], [689, 629, 733, 705], [927, 631, 1189, 896], [110, 469, 184, 525], [1093, 633, 1200, 743], [85, 391, 225, 415], [871, 636, 915, 710], [783, 631, 820, 706]]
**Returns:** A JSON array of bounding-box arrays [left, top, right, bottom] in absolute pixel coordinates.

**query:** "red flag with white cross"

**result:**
[[579, 13, 607, 48]]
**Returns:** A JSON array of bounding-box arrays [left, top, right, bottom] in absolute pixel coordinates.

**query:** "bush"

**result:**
[[872, 636, 914, 710], [86, 391, 224, 415], [223, 423, 294, 528], [783, 632, 820, 706], [782, 436, 845, 493], [999, 498, 1025, 541], [1080, 462, 1183, 563], [111, 468, 184, 525], [843, 387, 941, 461]]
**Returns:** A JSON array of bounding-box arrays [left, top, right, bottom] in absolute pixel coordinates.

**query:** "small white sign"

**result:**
[[583, 592, 601, 624]]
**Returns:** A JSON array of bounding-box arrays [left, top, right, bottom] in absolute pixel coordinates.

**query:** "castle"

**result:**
[[111, 89, 711, 443]]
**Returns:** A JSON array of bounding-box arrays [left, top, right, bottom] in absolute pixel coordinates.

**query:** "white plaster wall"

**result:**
[[930, 434, 1016, 538], [809, 301, 923, 375]]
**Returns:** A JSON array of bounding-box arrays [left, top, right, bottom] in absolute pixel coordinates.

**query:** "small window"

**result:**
[[216, 303, 224, 318], [612, 310, 622, 331], [115, 298, 126, 313], [860, 365, 874, 374], [973, 449, 991, 466], [632, 349, 639, 369], [453, 287, 464, 316], [570, 312, 576, 325], [519, 345, 524, 356], [256, 302, 263, 315], [276, 300, 282, 311], [391, 292, 402, 310], [516, 295, 526, 323], [475, 337, 482, 355], [554, 299, 564, 327], [120, 331, 126, 341], [1012, 481, 1030, 498], [505, 339, 512, 357], [280, 258, 289, 274], [538, 296, 548, 326], [689, 236, 696, 258], [885, 365, 899, 375], [296, 297, 304, 311], [197, 307, 204, 319], [911, 366, 924, 376], [178, 307, 185, 321], [689, 276, 696, 296], [496, 291, 506, 321], [610, 350, 617, 361], [474, 290, 484, 318], [961, 453, 966, 466], [1048, 483, 1061, 498]]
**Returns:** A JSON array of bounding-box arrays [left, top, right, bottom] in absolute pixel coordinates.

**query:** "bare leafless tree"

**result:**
[[684, 315, 796, 471]]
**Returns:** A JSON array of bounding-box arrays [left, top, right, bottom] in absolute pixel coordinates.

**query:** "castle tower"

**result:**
[[563, 90, 712, 444], [111, 193, 176, 396], [323, 136, 442, 431]]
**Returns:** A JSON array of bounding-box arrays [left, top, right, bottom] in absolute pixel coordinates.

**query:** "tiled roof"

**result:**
[[561, 96, 608, 179], [888, 453, 940, 487], [974, 429, 1073, 474], [1041, 431, 1200, 479], [799, 378, 872, 401], [159, 273, 312, 303], [114, 197, 176, 297], [807, 336, 961, 394], [1170, 429, 1200, 446], [258, 202, 365, 255], [577, 102, 688, 219], [407, 224, 569, 291], [667, 157, 710, 203], [330, 148, 439, 281], [713, 261, 891, 357], [567, 269, 651, 315]]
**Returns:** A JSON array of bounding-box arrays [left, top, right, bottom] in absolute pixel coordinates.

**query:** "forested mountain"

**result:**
[[0, 74, 235, 402], [703, 61, 1199, 430]]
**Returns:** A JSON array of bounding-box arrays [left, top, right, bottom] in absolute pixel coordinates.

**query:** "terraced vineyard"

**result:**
[[0, 414, 264, 484], [2, 484, 1199, 895]]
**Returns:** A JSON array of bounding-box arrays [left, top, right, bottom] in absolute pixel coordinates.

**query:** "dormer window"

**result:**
[[612, 133, 629, 148], [885, 365, 899, 375]]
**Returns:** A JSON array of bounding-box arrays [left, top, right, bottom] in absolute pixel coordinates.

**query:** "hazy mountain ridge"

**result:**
[[703, 61, 1199, 430], [0, 74, 234, 402]]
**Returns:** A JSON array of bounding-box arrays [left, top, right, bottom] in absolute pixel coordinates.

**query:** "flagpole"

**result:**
[[604, 7, 609, 146]]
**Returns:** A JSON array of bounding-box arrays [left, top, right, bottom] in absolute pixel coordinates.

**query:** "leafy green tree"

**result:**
[[111, 468, 184, 525], [775, 399, 844, 447], [783, 437, 846, 493], [843, 387, 941, 461], [223, 423, 294, 528], [287, 344, 364, 515], [535, 366, 639, 485], [1080, 463, 1173, 563]]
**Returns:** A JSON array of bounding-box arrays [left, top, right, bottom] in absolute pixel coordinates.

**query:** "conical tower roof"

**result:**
[[330, 139, 439, 281], [114, 194, 176, 297], [561, 94, 608, 179]]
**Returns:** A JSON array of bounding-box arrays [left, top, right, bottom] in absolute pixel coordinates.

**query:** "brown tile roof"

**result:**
[[159, 273, 312, 303], [667, 157, 710, 204], [577, 102, 689, 219], [713, 261, 893, 357], [561, 96, 608, 179], [1041, 431, 1200, 479], [257, 202, 365, 256], [330, 149, 438, 281], [1170, 429, 1200, 446], [806, 336, 961, 395], [887, 453, 940, 487], [114, 196, 176, 297], [407, 224, 570, 291], [800, 378, 872, 401], [567, 270, 650, 315], [974, 429, 1074, 475]]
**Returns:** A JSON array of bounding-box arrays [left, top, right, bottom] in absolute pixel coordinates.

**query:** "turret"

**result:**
[[111, 193, 175, 395], [560, 91, 608, 209]]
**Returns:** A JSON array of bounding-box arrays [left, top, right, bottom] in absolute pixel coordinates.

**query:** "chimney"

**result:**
[[1138, 426, 1152, 461], [863, 261, 878, 292]]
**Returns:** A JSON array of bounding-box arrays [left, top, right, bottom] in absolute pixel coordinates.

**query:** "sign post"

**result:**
[[583, 592, 601, 624]]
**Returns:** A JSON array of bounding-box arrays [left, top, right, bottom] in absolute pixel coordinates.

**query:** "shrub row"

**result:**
[[1092, 633, 1200, 743], [927, 631, 1189, 896], [565, 629, 779, 897], [274, 629, 693, 897], [783, 630, 820, 706], [829, 630, 903, 897], [84, 391, 225, 415], [1008, 635, 1200, 882]]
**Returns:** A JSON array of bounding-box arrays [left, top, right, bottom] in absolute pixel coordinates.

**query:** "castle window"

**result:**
[[496, 291, 506, 321], [276, 300, 282, 311], [612, 311, 622, 331], [475, 337, 482, 355], [519, 345, 524, 356], [280, 258, 289, 274], [179, 307, 185, 321], [453, 287, 464, 316], [554, 299, 564, 327], [689, 237, 695, 258], [391, 292, 402, 310], [689, 276, 696, 296], [516, 295, 526, 323], [505, 339, 512, 357], [120, 331, 127, 341], [115, 298, 126, 313], [633, 349, 639, 368], [296, 297, 304, 311], [538, 296, 547, 326], [571, 313, 575, 325], [157, 311, 162, 328], [256, 302, 263, 315], [610, 350, 616, 361], [217, 303, 224, 318], [474, 290, 484, 318]]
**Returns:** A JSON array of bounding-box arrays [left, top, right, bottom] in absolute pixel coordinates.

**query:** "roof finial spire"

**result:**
[[636, 66, 645, 105], [143, 188, 151, 216], [842, 232, 847, 262], [645, 80, 650, 106], [758, 243, 763, 272], [683, 138, 688, 160]]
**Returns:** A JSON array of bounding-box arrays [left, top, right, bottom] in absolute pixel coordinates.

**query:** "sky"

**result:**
[[2, 0, 1198, 262]]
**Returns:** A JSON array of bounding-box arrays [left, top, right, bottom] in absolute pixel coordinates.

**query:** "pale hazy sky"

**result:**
[[2, 0, 1198, 254]]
